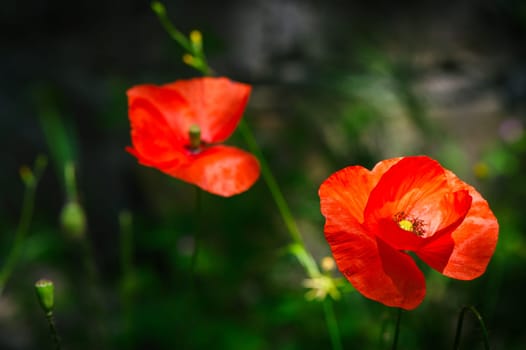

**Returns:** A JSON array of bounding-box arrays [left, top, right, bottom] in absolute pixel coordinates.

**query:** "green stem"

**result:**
[[79, 236, 109, 349], [239, 120, 342, 350], [190, 186, 202, 276], [119, 210, 134, 335], [151, 1, 193, 53], [151, 1, 212, 75], [392, 308, 402, 350], [119, 210, 134, 293], [237, 119, 319, 277], [453, 305, 490, 350], [64, 162, 78, 201], [0, 156, 47, 294], [183, 187, 203, 349], [46, 313, 61, 350], [324, 298, 343, 350]]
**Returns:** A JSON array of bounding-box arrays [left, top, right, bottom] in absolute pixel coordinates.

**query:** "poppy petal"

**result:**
[[165, 77, 251, 143], [127, 84, 195, 143], [375, 218, 424, 251], [433, 190, 473, 235], [439, 170, 499, 280], [319, 157, 401, 226], [376, 238, 426, 310], [159, 145, 260, 197], [324, 218, 425, 309], [127, 98, 186, 167], [417, 234, 455, 273], [319, 166, 377, 226], [416, 189, 472, 272], [364, 156, 450, 236]]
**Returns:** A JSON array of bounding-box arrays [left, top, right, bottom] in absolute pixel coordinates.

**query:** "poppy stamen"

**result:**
[[394, 211, 426, 236]]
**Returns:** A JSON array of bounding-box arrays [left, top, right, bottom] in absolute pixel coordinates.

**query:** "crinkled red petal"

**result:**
[[319, 158, 401, 226], [159, 145, 260, 197], [376, 238, 426, 310], [439, 170, 499, 280], [126, 98, 187, 168], [320, 157, 427, 309], [127, 84, 194, 144], [416, 189, 472, 272], [323, 215, 425, 309], [364, 156, 450, 239], [164, 77, 251, 143], [319, 166, 378, 226], [375, 218, 425, 251]]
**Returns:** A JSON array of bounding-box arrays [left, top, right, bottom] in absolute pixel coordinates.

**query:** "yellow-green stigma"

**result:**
[[398, 219, 414, 232], [393, 212, 425, 236], [188, 124, 201, 150]]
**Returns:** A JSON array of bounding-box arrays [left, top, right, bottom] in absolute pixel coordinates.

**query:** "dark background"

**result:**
[[1, 0, 526, 349]]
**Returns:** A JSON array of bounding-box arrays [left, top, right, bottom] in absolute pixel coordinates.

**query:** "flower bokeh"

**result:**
[[319, 156, 499, 310], [126, 77, 260, 197]]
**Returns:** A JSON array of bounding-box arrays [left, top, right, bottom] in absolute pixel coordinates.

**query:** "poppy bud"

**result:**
[[183, 54, 195, 66], [182, 54, 204, 71], [60, 200, 86, 238], [35, 279, 54, 315], [19, 166, 35, 186], [321, 256, 336, 272], [473, 161, 490, 180], [150, 1, 166, 16], [190, 30, 203, 51]]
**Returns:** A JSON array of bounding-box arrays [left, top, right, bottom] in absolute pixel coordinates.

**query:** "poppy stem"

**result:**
[[151, 1, 212, 76], [324, 298, 343, 350], [392, 308, 402, 350], [119, 210, 135, 341], [183, 187, 203, 348], [151, 1, 193, 53], [237, 119, 319, 277], [239, 119, 344, 350], [64, 162, 78, 202], [45, 312, 61, 350], [0, 155, 47, 295], [190, 186, 202, 277], [453, 305, 490, 350]]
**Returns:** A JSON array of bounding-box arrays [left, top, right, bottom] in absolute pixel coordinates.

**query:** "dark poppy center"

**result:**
[[393, 211, 426, 236]]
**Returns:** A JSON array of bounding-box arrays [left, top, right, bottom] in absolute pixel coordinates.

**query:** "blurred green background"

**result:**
[[2, 0, 526, 349]]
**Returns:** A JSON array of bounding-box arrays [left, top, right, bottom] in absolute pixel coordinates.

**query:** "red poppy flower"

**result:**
[[319, 156, 498, 310], [126, 77, 260, 197]]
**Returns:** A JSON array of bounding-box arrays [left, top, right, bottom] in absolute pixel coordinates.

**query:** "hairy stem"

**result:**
[[392, 308, 402, 350], [453, 305, 490, 350], [0, 156, 47, 294]]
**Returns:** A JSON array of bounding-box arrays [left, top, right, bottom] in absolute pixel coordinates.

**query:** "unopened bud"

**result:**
[[60, 201, 86, 238], [183, 54, 195, 65], [35, 279, 54, 315], [321, 256, 336, 272], [150, 1, 166, 16], [190, 30, 203, 50], [473, 161, 490, 180], [182, 54, 204, 71], [19, 166, 35, 186]]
